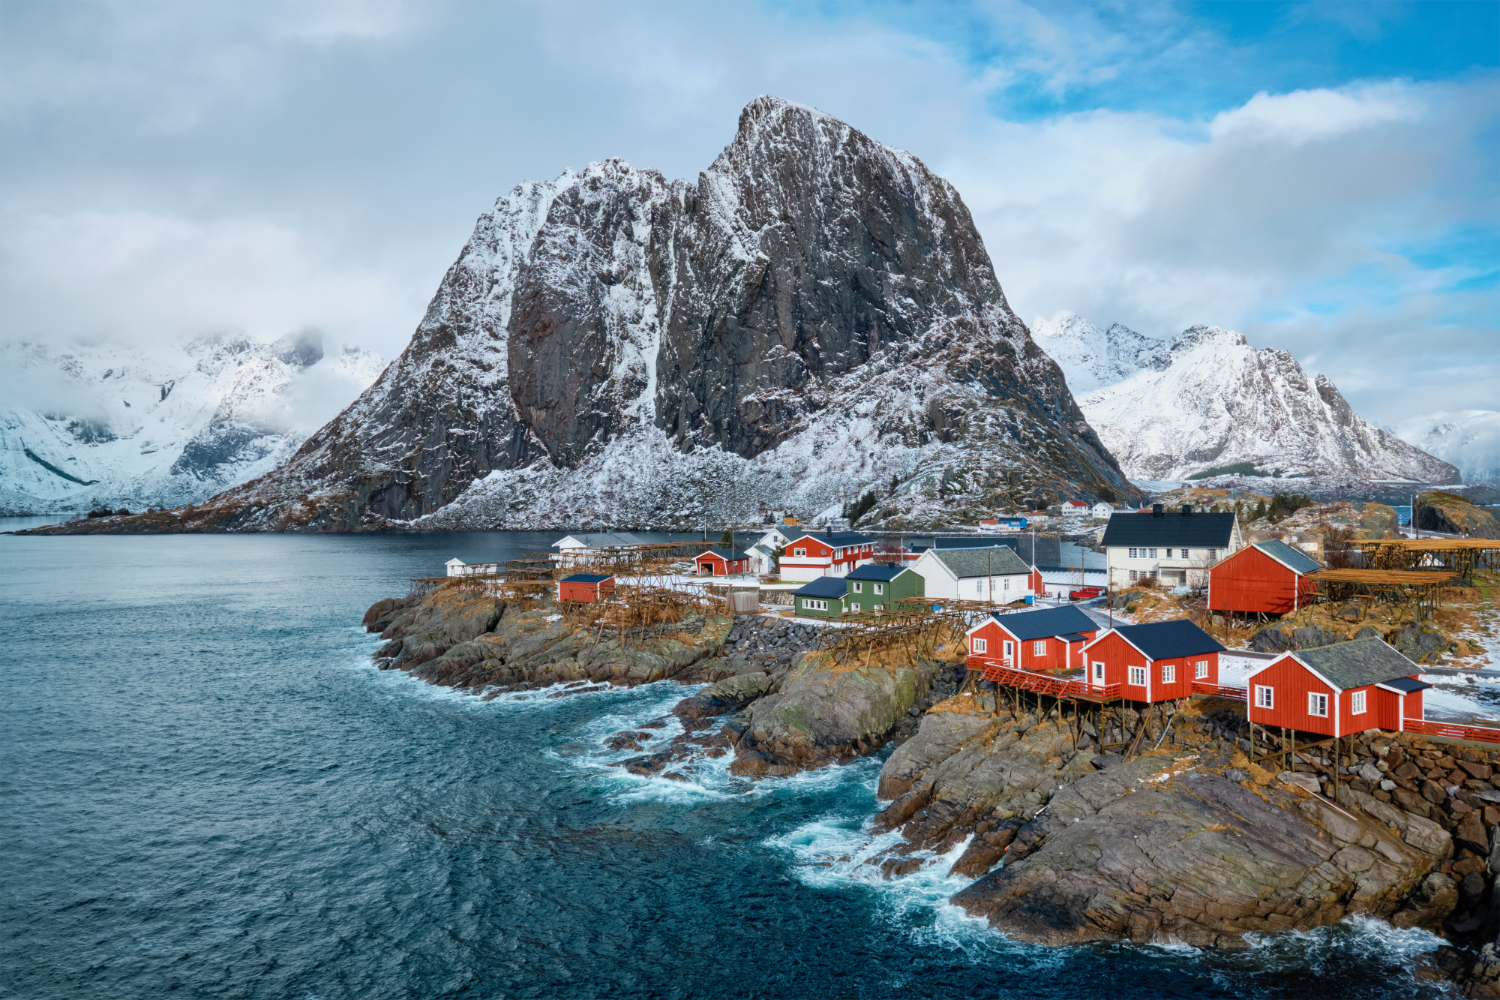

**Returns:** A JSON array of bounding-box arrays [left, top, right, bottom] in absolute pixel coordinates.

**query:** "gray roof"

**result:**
[[553, 532, 654, 549], [1254, 539, 1323, 576], [929, 546, 1030, 578], [1294, 638, 1420, 690], [700, 547, 750, 561]]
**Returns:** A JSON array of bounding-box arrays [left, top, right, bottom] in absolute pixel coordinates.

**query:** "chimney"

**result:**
[[1182, 504, 1193, 516], [1152, 503, 1164, 517]]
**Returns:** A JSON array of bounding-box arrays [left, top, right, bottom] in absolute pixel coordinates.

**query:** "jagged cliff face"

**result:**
[[96, 98, 1133, 532], [1034, 314, 1458, 484]]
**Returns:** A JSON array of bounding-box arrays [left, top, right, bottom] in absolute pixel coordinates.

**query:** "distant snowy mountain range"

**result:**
[[1385, 411, 1500, 484], [1032, 313, 1458, 484], [0, 332, 383, 514]]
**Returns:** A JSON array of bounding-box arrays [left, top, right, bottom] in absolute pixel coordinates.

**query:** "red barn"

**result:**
[[695, 547, 751, 576], [967, 605, 1099, 673], [1246, 637, 1429, 737], [1208, 539, 1321, 616], [1079, 619, 1226, 703], [558, 573, 615, 602]]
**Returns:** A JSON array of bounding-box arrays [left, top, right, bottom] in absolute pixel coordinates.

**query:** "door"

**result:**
[[1003, 640, 1014, 665], [1093, 661, 1105, 686]]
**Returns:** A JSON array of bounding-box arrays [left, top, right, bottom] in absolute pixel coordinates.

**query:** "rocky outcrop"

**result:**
[[877, 709, 994, 799], [1420, 491, 1500, 539], [35, 96, 1133, 535]]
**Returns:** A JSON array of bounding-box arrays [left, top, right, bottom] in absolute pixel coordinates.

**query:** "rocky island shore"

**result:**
[[365, 583, 1500, 995]]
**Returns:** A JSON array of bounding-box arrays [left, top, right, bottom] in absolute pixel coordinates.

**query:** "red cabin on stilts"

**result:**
[[966, 605, 1099, 673], [1245, 638, 1429, 737], [1208, 539, 1321, 617], [1078, 619, 1226, 703]]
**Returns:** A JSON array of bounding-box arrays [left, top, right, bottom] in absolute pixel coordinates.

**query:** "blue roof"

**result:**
[[561, 573, 613, 583], [989, 605, 1097, 642], [1113, 619, 1226, 660], [699, 547, 750, 561], [846, 563, 910, 582], [794, 577, 848, 598], [790, 530, 874, 547]]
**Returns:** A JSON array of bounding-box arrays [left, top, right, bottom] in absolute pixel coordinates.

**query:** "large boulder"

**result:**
[[1291, 625, 1341, 650], [1388, 623, 1450, 663], [877, 709, 995, 799], [672, 671, 781, 718], [1419, 491, 1500, 539], [1251, 627, 1291, 653]]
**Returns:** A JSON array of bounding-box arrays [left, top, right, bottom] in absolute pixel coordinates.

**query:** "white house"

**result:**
[[445, 558, 467, 577], [1090, 502, 1116, 519], [745, 526, 794, 576], [1100, 504, 1242, 588], [910, 546, 1034, 602]]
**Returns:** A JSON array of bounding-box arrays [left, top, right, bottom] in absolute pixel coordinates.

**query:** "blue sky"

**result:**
[[0, 0, 1495, 425]]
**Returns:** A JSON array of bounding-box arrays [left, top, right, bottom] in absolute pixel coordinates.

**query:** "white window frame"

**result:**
[[1092, 661, 1105, 684], [1351, 690, 1367, 715], [1003, 578, 1010, 591], [1194, 660, 1208, 680], [1161, 663, 1175, 684], [1003, 640, 1014, 661], [1129, 665, 1147, 687], [802, 598, 827, 611], [1255, 685, 1274, 709], [850, 602, 860, 612], [1033, 640, 1046, 657], [1128, 547, 1137, 559], [972, 637, 987, 654], [793, 548, 806, 557], [852, 581, 862, 593], [1129, 570, 1139, 582], [1308, 692, 1328, 718], [873, 583, 884, 595], [1148, 548, 1158, 559]]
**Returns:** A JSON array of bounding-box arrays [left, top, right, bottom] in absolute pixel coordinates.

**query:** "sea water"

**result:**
[[0, 530, 1452, 998]]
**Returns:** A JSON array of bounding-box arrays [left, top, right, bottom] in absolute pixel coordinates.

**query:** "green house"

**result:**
[[841, 563, 924, 615], [792, 576, 847, 619]]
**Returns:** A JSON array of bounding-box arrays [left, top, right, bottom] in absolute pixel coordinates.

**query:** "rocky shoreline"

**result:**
[[364, 584, 1500, 995]]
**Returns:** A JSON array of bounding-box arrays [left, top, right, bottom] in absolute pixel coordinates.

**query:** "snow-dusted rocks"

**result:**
[[63, 97, 1131, 532], [0, 333, 383, 514], [1034, 314, 1457, 484]]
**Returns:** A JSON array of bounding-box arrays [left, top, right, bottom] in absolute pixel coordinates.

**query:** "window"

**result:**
[[1255, 685, 1274, 709], [1208, 549, 1218, 560], [1194, 660, 1208, 679], [852, 582, 862, 593], [793, 548, 806, 557], [1308, 692, 1328, 717], [1003, 641, 1014, 660], [1161, 663, 1175, 683], [850, 602, 860, 612], [1003, 578, 1010, 590], [1129, 570, 1139, 582], [1180, 548, 1189, 559], [1128, 547, 1138, 559], [1129, 665, 1147, 687], [874, 604, 884, 611], [1352, 690, 1367, 715], [972, 637, 987, 654], [873, 583, 884, 595], [802, 599, 827, 611], [1034, 640, 1047, 657], [976, 580, 984, 594], [1148, 548, 1158, 559]]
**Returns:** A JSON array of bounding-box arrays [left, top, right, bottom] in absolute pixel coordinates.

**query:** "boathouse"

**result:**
[[1208, 539, 1322, 617], [966, 604, 1099, 673], [1245, 638, 1429, 737], [1079, 619, 1226, 703], [793, 576, 847, 619], [695, 548, 751, 576], [558, 573, 615, 603]]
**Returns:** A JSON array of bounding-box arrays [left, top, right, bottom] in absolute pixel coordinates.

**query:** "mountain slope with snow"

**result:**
[[1388, 411, 1500, 483], [1034, 315, 1457, 483], [0, 333, 383, 514], [41, 97, 1135, 533]]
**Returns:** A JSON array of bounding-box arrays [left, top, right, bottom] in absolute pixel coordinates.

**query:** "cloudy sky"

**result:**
[[1, 0, 1495, 425]]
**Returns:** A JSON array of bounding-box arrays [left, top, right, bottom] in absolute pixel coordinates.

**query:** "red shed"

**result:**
[[695, 547, 751, 576], [1079, 619, 1225, 703], [1245, 638, 1429, 737], [1028, 566, 1046, 596], [558, 573, 615, 603], [966, 605, 1099, 673], [1208, 539, 1321, 616]]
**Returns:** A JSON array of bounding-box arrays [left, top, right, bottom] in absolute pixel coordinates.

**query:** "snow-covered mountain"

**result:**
[[46, 96, 1135, 533], [1033, 313, 1458, 484], [1387, 411, 1500, 483], [0, 332, 384, 514]]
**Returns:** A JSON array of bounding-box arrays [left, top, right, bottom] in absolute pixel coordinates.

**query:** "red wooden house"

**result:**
[[966, 605, 1099, 673], [1245, 637, 1429, 737], [558, 573, 615, 602], [1208, 539, 1321, 616], [695, 547, 751, 576], [779, 530, 876, 582], [1079, 619, 1226, 703]]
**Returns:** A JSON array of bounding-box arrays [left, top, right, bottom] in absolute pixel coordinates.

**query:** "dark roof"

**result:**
[[561, 573, 613, 583], [847, 563, 910, 582], [699, 547, 750, 561], [1380, 676, 1431, 694], [990, 605, 1098, 642], [934, 535, 1021, 550], [1253, 539, 1323, 576], [790, 530, 874, 547], [1101, 510, 1237, 549], [927, 546, 1031, 578], [1057, 633, 1089, 643], [1294, 639, 1421, 690], [794, 577, 848, 598], [1113, 619, 1226, 659]]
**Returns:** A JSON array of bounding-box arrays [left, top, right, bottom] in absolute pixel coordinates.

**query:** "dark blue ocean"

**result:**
[[0, 528, 1451, 998]]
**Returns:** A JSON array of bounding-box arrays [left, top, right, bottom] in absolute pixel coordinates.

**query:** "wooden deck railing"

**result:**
[[1403, 719, 1500, 744], [1192, 682, 1247, 701], [966, 656, 1120, 701]]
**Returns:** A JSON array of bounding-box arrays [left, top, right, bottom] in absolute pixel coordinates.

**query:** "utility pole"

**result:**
[[987, 548, 992, 605]]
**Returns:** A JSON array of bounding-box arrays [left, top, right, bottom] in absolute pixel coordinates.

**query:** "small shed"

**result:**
[[1208, 539, 1321, 616], [1079, 619, 1226, 702], [446, 558, 467, 577], [695, 547, 751, 576], [967, 604, 1099, 673], [793, 576, 847, 619], [1245, 638, 1429, 737], [558, 573, 615, 603]]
